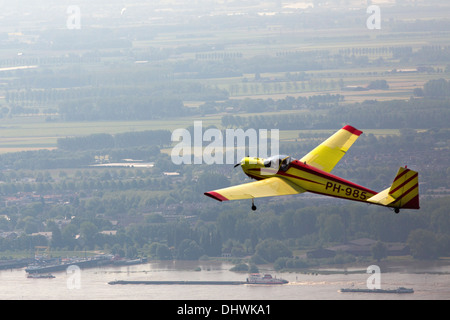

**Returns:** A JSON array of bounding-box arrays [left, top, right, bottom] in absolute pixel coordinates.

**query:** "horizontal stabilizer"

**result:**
[[367, 187, 395, 206]]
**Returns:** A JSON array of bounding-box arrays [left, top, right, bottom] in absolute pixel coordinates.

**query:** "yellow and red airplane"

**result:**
[[204, 125, 419, 213]]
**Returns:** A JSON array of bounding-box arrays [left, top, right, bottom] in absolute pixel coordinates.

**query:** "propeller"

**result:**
[[234, 156, 248, 168]]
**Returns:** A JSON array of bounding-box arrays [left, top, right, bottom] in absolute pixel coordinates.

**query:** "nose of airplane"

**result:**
[[241, 157, 263, 167], [234, 157, 246, 168]]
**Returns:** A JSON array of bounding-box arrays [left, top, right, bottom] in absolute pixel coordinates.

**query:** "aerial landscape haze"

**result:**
[[0, 0, 449, 305]]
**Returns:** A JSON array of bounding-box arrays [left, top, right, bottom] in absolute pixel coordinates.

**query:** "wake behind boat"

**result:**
[[246, 273, 288, 284]]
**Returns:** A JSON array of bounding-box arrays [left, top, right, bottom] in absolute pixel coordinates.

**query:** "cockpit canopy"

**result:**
[[263, 155, 291, 171]]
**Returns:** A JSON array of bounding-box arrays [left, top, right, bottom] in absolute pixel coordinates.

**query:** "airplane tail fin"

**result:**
[[367, 167, 419, 212]]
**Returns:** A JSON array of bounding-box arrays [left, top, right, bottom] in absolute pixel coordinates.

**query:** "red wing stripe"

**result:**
[[204, 191, 228, 202], [342, 125, 363, 136], [389, 173, 418, 195]]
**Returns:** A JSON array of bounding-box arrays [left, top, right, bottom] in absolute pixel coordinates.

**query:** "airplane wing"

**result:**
[[204, 177, 305, 201], [299, 125, 363, 173]]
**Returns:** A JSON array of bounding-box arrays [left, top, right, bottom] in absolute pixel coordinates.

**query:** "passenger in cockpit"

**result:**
[[263, 155, 291, 171]]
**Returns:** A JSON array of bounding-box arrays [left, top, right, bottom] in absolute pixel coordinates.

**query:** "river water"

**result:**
[[0, 260, 449, 300]]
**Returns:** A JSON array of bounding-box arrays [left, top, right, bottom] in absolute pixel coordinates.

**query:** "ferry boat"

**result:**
[[246, 273, 288, 284], [112, 257, 148, 266]]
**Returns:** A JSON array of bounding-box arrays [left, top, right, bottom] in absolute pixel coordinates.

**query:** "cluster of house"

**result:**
[[1, 192, 65, 207]]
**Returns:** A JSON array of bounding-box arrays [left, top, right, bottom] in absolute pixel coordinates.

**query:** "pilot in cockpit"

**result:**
[[263, 155, 291, 172]]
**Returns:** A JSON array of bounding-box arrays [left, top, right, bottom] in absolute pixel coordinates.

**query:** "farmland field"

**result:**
[[0, 1, 449, 290], [0, 115, 405, 155], [0, 0, 449, 154]]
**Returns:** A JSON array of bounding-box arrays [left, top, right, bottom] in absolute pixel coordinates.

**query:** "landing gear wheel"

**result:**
[[394, 208, 400, 214], [251, 199, 257, 211]]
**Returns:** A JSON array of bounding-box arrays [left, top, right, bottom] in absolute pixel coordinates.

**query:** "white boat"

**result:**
[[246, 273, 288, 284]]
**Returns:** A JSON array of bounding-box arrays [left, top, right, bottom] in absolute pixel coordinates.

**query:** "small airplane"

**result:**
[[205, 125, 419, 213]]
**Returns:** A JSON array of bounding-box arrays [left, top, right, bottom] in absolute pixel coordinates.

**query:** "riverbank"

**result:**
[[286, 258, 450, 276], [2, 251, 450, 276], [0, 260, 449, 300]]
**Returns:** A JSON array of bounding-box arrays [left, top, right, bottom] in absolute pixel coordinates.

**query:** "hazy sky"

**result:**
[[0, 1, 448, 34]]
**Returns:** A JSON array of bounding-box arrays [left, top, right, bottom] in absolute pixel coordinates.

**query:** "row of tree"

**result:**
[[0, 107, 449, 265], [57, 130, 172, 151], [1, 195, 449, 261], [1, 126, 449, 192], [220, 97, 450, 130], [59, 96, 187, 121]]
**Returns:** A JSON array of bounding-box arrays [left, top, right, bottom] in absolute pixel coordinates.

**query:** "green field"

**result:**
[[0, 1, 449, 274], [0, 1, 449, 154], [0, 114, 404, 154], [0, 117, 223, 153]]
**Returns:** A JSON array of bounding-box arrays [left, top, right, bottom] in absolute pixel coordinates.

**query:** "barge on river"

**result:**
[[340, 287, 414, 294], [109, 273, 288, 286]]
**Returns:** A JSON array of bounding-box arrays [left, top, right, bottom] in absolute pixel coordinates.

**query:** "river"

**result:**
[[0, 260, 449, 300]]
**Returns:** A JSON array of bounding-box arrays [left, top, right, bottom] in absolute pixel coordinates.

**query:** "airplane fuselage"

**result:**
[[242, 157, 377, 204]]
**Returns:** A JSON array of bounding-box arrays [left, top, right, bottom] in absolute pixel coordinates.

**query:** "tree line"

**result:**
[[59, 96, 187, 121], [0, 118, 449, 265], [57, 130, 172, 151], [0, 146, 163, 170], [1, 195, 449, 262], [414, 78, 450, 98], [218, 94, 343, 119], [220, 97, 450, 130]]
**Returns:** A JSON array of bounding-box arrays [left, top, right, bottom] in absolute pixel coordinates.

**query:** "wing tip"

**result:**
[[204, 191, 229, 202], [342, 125, 363, 136]]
